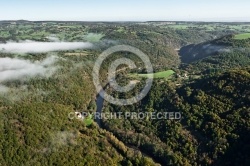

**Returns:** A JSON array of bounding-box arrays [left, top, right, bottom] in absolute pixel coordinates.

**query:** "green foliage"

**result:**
[[234, 33, 250, 40], [103, 68, 250, 165], [1, 21, 250, 165], [132, 70, 175, 78]]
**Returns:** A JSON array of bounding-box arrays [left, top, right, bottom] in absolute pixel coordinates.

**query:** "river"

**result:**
[[95, 89, 105, 127]]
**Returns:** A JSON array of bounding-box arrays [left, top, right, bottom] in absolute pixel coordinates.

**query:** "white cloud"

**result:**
[[50, 131, 77, 149], [0, 85, 8, 93], [0, 56, 58, 83], [0, 41, 93, 53], [46, 35, 60, 42]]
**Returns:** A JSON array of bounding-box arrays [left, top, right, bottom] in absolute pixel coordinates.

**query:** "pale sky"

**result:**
[[0, 0, 250, 21]]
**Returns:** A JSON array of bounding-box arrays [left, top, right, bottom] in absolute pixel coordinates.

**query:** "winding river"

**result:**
[[95, 90, 104, 127]]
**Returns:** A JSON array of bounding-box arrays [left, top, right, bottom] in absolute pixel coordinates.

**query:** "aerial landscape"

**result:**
[[0, 0, 249, 166]]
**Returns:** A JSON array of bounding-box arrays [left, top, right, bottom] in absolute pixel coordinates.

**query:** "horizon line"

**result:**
[[1, 19, 250, 23]]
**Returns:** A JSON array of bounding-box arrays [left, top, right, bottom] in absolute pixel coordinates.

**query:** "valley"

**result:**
[[0, 21, 249, 166]]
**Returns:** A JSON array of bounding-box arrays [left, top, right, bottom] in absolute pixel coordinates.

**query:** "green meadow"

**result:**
[[131, 70, 175, 79], [234, 33, 250, 40]]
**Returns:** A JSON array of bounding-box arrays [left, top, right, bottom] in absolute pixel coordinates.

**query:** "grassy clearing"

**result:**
[[167, 25, 189, 29], [64, 52, 89, 56], [83, 33, 104, 42], [0, 31, 10, 38], [116, 27, 125, 32], [83, 114, 93, 126], [234, 33, 250, 40], [131, 70, 175, 79]]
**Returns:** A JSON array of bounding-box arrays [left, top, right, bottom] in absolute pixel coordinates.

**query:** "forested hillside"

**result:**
[[103, 68, 250, 165], [0, 21, 249, 165], [179, 34, 250, 64]]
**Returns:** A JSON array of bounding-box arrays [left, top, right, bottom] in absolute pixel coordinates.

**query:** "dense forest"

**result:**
[[0, 21, 249, 165], [102, 67, 250, 165]]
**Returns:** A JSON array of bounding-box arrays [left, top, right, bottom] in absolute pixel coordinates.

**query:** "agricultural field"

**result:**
[[83, 33, 104, 42], [158, 23, 250, 33], [234, 33, 250, 40], [130, 70, 175, 78]]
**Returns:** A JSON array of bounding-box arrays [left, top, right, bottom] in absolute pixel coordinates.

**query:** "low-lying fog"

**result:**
[[0, 41, 93, 53], [0, 56, 59, 93], [0, 40, 95, 95]]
